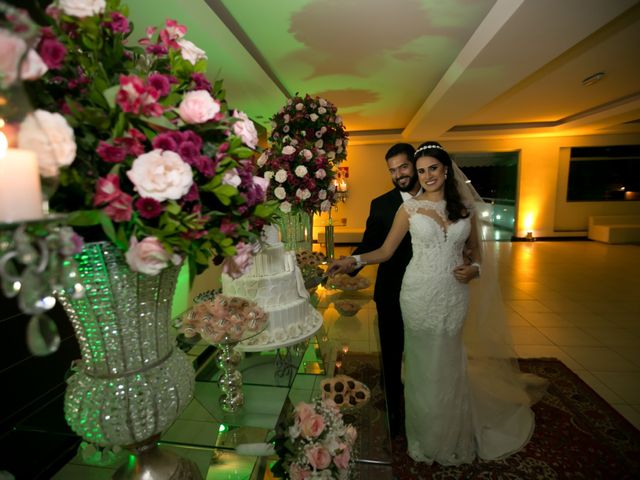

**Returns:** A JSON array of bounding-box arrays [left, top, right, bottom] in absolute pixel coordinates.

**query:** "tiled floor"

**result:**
[[321, 241, 640, 430]]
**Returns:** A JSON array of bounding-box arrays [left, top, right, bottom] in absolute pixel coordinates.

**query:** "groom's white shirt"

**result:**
[[400, 188, 423, 202]]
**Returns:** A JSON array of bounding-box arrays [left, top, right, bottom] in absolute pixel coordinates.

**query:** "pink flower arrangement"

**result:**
[[271, 398, 357, 479], [258, 94, 348, 214], [1, 0, 278, 277], [179, 294, 268, 343]]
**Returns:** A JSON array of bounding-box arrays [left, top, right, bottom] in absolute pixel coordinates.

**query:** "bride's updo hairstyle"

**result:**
[[414, 141, 469, 222]]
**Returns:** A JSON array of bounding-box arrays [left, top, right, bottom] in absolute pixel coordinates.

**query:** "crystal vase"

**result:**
[[276, 209, 313, 251], [56, 242, 198, 478]]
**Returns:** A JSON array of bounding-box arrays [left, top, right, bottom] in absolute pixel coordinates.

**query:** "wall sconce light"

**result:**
[[526, 231, 534, 241]]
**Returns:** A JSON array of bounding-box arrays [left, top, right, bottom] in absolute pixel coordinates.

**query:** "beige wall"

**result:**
[[335, 132, 640, 238]]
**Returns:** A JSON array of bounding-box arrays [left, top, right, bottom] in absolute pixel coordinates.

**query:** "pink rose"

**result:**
[[125, 236, 172, 275], [58, 0, 105, 17], [299, 413, 325, 439], [222, 241, 254, 279], [294, 402, 315, 422], [127, 149, 193, 202], [1, 28, 49, 87], [232, 110, 258, 149], [305, 445, 331, 470], [289, 464, 311, 480], [282, 145, 296, 155], [333, 447, 350, 470], [315, 169, 327, 179], [178, 90, 220, 124]]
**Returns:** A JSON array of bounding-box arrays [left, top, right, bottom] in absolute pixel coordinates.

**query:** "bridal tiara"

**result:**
[[414, 144, 445, 156]]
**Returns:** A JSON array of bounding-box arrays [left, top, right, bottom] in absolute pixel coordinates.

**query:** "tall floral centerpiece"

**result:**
[[1, 0, 276, 477], [257, 94, 348, 250]]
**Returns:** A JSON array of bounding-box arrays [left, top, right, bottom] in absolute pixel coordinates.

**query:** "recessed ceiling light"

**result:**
[[582, 72, 605, 86]]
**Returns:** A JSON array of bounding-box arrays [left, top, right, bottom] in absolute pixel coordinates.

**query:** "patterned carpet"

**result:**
[[342, 355, 640, 480]]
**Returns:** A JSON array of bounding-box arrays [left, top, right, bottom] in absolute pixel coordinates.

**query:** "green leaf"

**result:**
[[67, 210, 101, 226], [141, 114, 176, 130], [103, 85, 120, 110], [112, 112, 127, 138], [212, 184, 238, 206]]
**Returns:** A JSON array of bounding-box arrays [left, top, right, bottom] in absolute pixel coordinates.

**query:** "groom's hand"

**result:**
[[453, 264, 479, 284]]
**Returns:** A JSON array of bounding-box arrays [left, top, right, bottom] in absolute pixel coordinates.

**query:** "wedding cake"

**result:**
[[221, 226, 322, 350]]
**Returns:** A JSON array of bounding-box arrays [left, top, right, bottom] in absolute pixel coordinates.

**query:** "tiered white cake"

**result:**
[[221, 229, 322, 350]]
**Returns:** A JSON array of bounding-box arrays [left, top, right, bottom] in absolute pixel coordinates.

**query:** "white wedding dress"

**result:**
[[399, 198, 536, 465]]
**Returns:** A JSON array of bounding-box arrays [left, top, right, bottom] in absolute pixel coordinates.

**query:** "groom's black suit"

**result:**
[[352, 187, 412, 434]]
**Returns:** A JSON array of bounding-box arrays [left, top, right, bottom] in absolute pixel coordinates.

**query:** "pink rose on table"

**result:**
[[127, 149, 193, 202], [274, 187, 286, 200], [18, 110, 76, 177], [176, 38, 207, 65], [320, 200, 331, 212], [125, 236, 173, 275], [59, 0, 106, 17], [345, 425, 357, 445], [289, 464, 311, 480], [294, 165, 308, 178], [232, 110, 258, 149], [305, 445, 331, 469], [178, 90, 220, 124], [333, 446, 350, 470], [295, 402, 315, 422], [274, 169, 288, 183], [315, 169, 327, 179], [299, 413, 325, 439], [300, 149, 313, 160], [279, 201, 292, 213]]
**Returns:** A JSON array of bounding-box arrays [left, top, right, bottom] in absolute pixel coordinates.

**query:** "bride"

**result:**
[[328, 141, 547, 465]]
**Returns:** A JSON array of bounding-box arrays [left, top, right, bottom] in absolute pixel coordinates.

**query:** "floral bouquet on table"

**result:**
[[271, 398, 357, 480], [1, 0, 277, 279], [257, 94, 348, 215], [179, 293, 267, 344]]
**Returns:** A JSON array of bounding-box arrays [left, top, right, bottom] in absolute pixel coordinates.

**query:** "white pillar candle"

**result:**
[[0, 145, 43, 223]]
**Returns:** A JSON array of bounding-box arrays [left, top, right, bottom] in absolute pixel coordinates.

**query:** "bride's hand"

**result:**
[[453, 264, 479, 284], [327, 256, 356, 276]]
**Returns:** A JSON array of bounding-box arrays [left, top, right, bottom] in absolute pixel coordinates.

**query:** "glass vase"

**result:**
[[56, 242, 198, 477], [276, 209, 313, 252]]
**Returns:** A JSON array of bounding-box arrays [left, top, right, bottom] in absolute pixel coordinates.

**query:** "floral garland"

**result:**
[[0, 0, 277, 278], [257, 94, 348, 214], [271, 398, 357, 480]]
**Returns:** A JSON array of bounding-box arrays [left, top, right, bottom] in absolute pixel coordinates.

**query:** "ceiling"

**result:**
[[127, 0, 640, 144]]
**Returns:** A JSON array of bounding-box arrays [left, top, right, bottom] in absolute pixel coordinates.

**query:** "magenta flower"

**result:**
[[219, 217, 238, 236], [93, 174, 123, 206], [104, 192, 133, 222], [147, 73, 172, 97], [191, 72, 211, 92], [134, 197, 163, 219], [152, 131, 178, 152], [96, 141, 127, 163], [38, 37, 66, 69], [103, 12, 130, 33], [159, 19, 186, 49]]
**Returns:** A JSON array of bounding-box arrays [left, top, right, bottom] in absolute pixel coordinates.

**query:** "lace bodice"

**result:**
[[400, 198, 471, 333]]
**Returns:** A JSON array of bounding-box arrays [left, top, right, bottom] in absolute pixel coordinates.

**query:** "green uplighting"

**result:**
[[218, 424, 228, 433]]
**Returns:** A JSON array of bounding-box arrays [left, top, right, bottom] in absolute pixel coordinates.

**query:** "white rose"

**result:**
[[283, 114, 290, 123], [264, 170, 274, 181], [232, 110, 258, 149], [315, 139, 323, 149], [282, 145, 296, 155], [318, 107, 327, 115], [320, 200, 331, 211], [177, 38, 207, 65], [337, 146, 344, 154], [274, 186, 287, 200], [222, 168, 241, 187], [309, 113, 318, 122], [315, 169, 327, 180], [336, 115, 342, 123], [300, 149, 313, 160], [317, 149, 325, 155], [296, 188, 311, 200], [295, 103, 303, 111], [18, 110, 76, 178], [127, 149, 193, 202], [294, 165, 308, 177], [279, 201, 292, 213], [318, 189, 327, 200], [178, 90, 220, 124], [290, 138, 298, 146], [319, 98, 328, 107], [274, 169, 288, 183], [59, 0, 106, 17], [0, 30, 48, 88], [328, 182, 336, 192], [327, 151, 336, 160], [335, 139, 343, 147], [256, 152, 268, 167]]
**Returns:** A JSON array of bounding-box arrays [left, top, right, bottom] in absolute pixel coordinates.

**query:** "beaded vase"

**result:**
[[276, 209, 313, 252], [56, 242, 194, 447]]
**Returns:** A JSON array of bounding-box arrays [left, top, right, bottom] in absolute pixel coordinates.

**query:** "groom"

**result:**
[[342, 143, 420, 437]]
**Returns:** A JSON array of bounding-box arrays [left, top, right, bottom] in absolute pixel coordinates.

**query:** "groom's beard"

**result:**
[[394, 174, 418, 193]]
